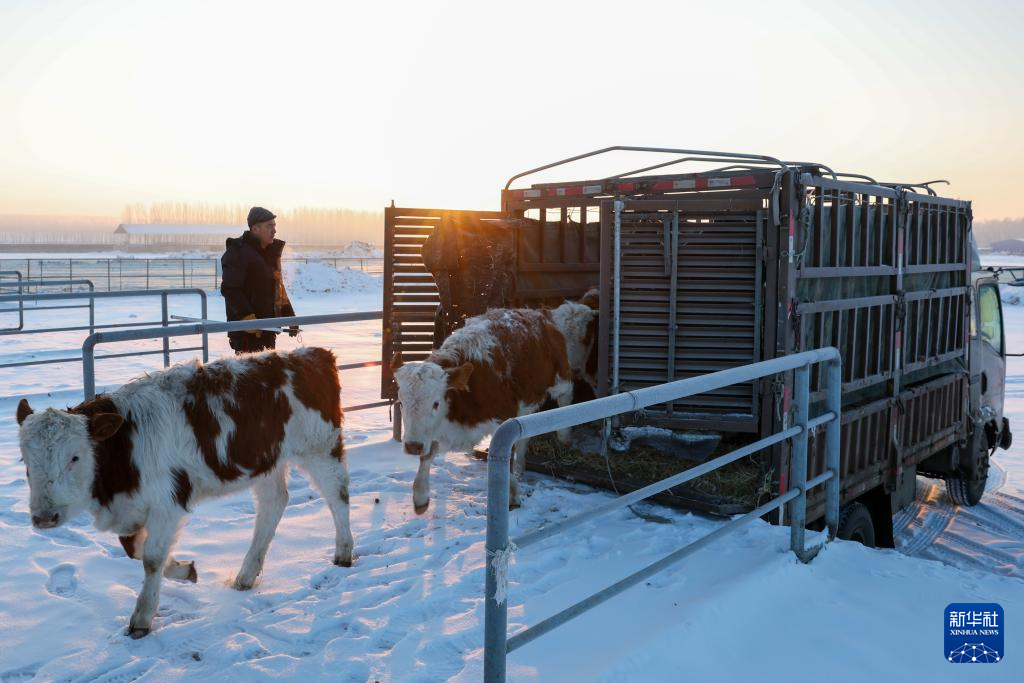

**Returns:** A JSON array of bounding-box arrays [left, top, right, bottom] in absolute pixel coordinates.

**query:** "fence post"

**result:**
[[214, 257, 220, 291], [88, 282, 95, 335], [83, 336, 97, 401], [161, 292, 170, 367], [825, 358, 842, 538], [18, 272, 24, 331], [107, 260, 111, 292], [789, 363, 810, 559], [484, 421, 519, 683], [181, 260, 186, 288], [200, 292, 209, 363], [146, 261, 150, 290], [392, 402, 403, 441]]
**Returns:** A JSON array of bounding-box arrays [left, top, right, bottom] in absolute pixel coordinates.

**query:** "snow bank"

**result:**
[[283, 261, 381, 295], [337, 241, 382, 259]]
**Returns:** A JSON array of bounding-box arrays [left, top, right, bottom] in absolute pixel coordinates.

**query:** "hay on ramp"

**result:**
[[525, 430, 773, 513]]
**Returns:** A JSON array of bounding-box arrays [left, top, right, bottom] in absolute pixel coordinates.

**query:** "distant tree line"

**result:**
[[974, 218, 1024, 247], [120, 202, 383, 244]]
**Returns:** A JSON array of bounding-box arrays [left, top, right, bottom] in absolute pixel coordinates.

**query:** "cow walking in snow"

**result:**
[[391, 300, 596, 511], [15, 347, 353, 638]]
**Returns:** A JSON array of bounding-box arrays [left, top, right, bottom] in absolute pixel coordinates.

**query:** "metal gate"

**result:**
[[380, 207, 502, 399], [598, 199, 764, 432]]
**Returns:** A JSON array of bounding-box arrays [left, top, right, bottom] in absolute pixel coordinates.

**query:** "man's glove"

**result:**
[[241, 313, 262, 338], [287, 325, 300, 338]]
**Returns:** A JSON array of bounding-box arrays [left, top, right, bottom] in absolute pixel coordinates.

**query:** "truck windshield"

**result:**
[[978, 284, 1003, 354]]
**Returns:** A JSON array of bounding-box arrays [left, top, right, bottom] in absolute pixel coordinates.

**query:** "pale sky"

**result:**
[[1, 0, 1022, 221]]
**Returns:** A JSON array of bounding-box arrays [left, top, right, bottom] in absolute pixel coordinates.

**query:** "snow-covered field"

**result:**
[[1, 253, 1023, 681]]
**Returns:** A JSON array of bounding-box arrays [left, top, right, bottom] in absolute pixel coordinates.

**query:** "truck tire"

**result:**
[[946, 476, 986, 507], [837, 502, 876, 547], [946, 440, 989, 507]]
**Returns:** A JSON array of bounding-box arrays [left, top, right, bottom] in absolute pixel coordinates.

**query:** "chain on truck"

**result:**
[[379, 146, 1013, 548]]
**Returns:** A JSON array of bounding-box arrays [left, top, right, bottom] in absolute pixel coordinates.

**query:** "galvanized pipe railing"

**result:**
[[483, 348, 842, 682], [0, 278, 97, 335], [0, 288, 208, 372], [0, 270, 25, 332], [504, 146, 789, 191], [81, 311, 384, 405], [0, 287, 206, 337]]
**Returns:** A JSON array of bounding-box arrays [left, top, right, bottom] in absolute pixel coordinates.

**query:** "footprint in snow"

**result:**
[[38, 526, 91, 548], [46, 564, 78, 598]]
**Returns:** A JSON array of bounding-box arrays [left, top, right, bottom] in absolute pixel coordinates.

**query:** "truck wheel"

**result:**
[[947, 441, 989, 507], [946, 476, 986, 507], [837, 502, 876, 547]]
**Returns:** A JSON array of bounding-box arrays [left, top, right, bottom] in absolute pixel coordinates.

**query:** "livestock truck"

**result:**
[[380, 146, 1012, 547]]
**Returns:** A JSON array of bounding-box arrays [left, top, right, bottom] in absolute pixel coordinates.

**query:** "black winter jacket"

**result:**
[[220, 231, 295, 350]]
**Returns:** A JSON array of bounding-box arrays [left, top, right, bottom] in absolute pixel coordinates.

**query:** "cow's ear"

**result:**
[[390, 351, 404, 371], [580, 288, 600, 310], [89, 413, 125, 441], [16, 399, 33, 426], [446, 362, 474, 391]]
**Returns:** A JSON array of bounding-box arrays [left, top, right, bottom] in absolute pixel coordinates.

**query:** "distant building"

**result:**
[[990, 238, 1024, 255], [114, 224, 241, 246]]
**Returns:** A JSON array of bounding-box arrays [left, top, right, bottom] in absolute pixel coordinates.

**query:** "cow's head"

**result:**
[[550, 299, 598, 379], [391, 352, 473, 457], [15, 399, 123, 529]]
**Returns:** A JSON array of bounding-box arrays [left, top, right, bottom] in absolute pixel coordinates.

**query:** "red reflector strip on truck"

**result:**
[[547, 185, 585, 197], [509, 175, 756, 199], [510, 185, 604, 200], [653, 176, 755, 191]]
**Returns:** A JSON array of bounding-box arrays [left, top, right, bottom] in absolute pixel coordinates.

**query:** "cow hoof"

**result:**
[[165, 559, 198, 583], [233, 578, 254, 591], [414, 500, 430, 515], [333, 556, 353, 568], [127, 626, 150, 639]]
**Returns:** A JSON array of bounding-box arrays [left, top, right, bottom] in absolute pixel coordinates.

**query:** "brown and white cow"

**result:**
[[391, 300, 596, 511], [15, 347, 353, 638]]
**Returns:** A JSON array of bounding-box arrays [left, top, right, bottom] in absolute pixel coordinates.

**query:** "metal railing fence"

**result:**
[[482, 347, 842, 682], [0, 270, 24, 331], [0, 288, 208, 369], [0, 257, 384, 292], [1, 277, 97, 334], [81, 311, 385, 413]]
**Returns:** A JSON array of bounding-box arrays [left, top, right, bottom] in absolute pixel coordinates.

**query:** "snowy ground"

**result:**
[[0, 255, 1023, 681]]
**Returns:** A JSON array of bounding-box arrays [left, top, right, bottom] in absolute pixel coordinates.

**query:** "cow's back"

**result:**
[[442, 309, 570, 426], [102, 348, 342, 493]]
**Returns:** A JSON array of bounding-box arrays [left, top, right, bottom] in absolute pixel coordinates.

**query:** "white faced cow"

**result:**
[[15, 347, 353, 638], [392, 300, 596, 510]]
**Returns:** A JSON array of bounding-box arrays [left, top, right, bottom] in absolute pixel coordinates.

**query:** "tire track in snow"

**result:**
[[896, 478, 954, 556], [897, 460, 1024, 577]]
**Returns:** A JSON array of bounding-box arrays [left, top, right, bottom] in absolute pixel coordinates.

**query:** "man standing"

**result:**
[[221, 206, 297, 353]]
